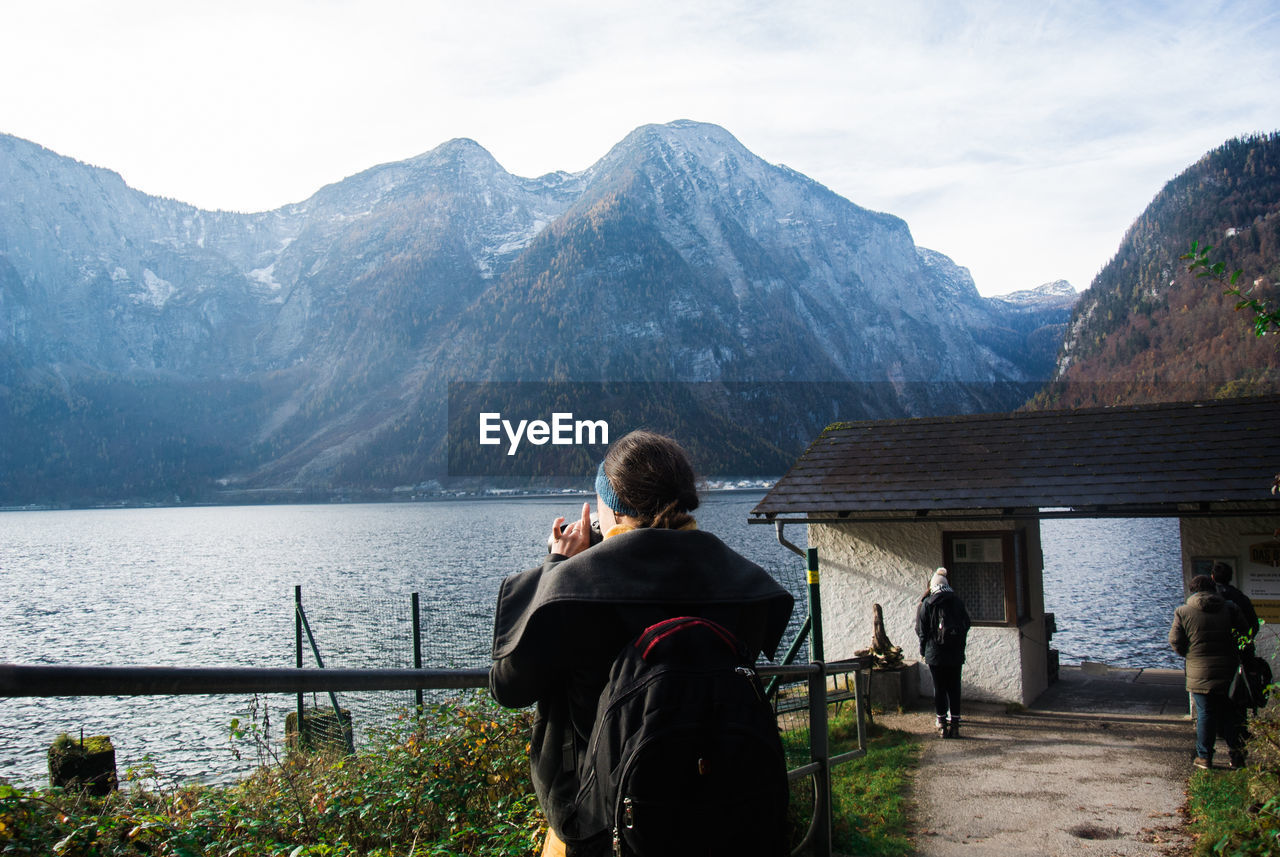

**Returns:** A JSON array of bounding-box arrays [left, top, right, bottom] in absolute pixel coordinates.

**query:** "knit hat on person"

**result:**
[[930, 567, 950, 592]]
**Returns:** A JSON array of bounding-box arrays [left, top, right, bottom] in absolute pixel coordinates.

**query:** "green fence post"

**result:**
[[295, 585, 304, 745], [807, 548, 824, 662], [411, 592, 424, 712], [295, 600, 355, 754]]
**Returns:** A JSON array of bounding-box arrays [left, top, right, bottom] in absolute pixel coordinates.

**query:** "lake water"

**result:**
[[0, 498, 1184, 787], [1040, 517, 1184, 669]]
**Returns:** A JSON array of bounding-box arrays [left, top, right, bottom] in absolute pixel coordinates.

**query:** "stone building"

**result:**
[[752, 396, 1280, 706]]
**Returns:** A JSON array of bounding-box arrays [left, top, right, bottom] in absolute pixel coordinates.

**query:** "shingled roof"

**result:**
[[751, 396, 1280, 522]]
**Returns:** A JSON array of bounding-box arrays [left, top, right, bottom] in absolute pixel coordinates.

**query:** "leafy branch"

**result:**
[[1182, 241, 1280, 337]]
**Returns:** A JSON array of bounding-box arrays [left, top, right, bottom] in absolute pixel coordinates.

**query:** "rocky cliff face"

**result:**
[[0, 134, 284, 375], [0, 121, 1073, 502]]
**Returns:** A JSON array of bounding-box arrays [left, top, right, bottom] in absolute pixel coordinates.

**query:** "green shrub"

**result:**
[[0, 693, 544, 856], [1, 693, 920, 856], [1185, 682, 1280, 857]]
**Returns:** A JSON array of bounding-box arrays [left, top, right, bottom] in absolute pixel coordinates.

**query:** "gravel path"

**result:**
[[874, 665, 1196, 857]]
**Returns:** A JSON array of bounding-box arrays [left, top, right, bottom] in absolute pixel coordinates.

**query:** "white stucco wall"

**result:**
[[809, 518, 1049, 706], [1179, 514, 1280, 662]]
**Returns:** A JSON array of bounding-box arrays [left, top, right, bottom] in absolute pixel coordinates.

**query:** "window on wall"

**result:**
[[942, 530, 1030, 626]]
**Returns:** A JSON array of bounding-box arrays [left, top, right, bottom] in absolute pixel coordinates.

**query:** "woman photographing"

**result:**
[[489, 430, 793, 856]]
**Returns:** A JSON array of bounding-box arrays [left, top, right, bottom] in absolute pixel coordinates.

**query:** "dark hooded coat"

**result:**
[[489, 527, 793, 842], [915, 587, 971, 667], [1169, 591, 1248, 694], [1216, 581, 1261, 641]]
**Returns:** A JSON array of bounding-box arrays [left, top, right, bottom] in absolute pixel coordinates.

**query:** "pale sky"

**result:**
[[2, 0, 1278, 296]]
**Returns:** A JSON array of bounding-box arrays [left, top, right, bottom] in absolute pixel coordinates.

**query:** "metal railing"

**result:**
[[3, 536, 870, 855], [764, 658, 872, 856], [0, 655, 870, 857]]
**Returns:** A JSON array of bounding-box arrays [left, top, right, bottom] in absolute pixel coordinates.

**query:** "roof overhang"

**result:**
[[750, 500, 1280, 526], [752, 397, 1280, 525]]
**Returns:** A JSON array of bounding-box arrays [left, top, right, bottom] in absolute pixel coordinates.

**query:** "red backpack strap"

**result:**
[[635, 616, 743, 661]]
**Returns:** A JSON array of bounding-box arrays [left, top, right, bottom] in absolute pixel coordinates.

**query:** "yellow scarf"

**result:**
[[603, 520, 698, 539]]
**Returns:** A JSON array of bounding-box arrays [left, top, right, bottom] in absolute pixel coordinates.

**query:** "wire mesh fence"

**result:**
[[290, 581, 824, 757], [4, 580, 847, 799], [290, 585, 492, 753]]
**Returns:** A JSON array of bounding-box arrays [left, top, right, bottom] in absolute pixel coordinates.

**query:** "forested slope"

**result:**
[[1033, 133, 1280, 409]]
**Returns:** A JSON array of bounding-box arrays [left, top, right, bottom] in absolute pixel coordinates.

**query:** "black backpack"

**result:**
[[563, 616, 790, 856], [1230, 653, 1273, 712], [933, 593, 969, 648]]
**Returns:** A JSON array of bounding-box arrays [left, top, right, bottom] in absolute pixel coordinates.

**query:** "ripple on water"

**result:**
[[1040, 517, 1184, 670]]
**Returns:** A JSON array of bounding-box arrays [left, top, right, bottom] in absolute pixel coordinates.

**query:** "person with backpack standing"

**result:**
[[1170, 574, 1250, 769], [1210, 561, 1268, 736], [489, 430, 794, 857], [1211, 562, 1260, 646], [916, 567, 971, 738]]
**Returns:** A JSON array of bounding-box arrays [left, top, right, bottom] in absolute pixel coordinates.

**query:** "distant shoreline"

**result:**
[[0, 482, 776, 514]]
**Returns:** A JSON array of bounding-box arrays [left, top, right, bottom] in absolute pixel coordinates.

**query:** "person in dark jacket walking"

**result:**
[[1212, 562, 1260, 645], [1212, 561, 1268, 737], [1170, 574, 1250, 769], [916, 567, 971, 738], [489, 430, 794, 857]]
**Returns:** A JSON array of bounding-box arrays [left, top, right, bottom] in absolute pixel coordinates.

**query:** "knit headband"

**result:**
[[595, 460, 640, 518]]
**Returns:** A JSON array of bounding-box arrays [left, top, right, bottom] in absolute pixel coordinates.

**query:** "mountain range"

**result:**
[[0, 121, 1075, 504]]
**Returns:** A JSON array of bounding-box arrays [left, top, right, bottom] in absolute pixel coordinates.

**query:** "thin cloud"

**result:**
[[0, 0, 1277, 294]]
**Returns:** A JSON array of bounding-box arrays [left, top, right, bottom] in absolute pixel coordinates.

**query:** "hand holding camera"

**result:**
[[548, 502, 602, 557]]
